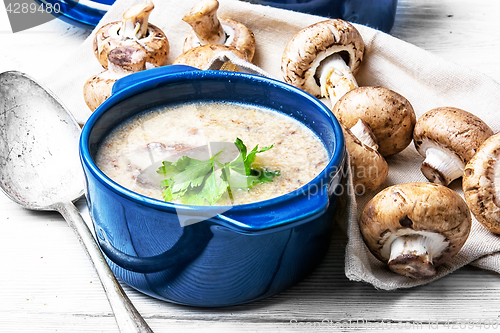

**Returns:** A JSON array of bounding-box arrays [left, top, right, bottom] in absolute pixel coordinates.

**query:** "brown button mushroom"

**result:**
[[281, 19, 364, 106], [173, 44, 247, 70], [343, 120, 388, 194], [182, 0, 256, 62], [84, 47, 147, 111], [332, 86, 416, 157], [359, 182, 472, 279], [93, 1, 169, 69], [413, 107, 493, 186], [463, 133, 500, 234]]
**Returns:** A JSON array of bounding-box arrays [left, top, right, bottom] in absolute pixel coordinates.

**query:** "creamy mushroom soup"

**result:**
[[96, 101, 329, 205]]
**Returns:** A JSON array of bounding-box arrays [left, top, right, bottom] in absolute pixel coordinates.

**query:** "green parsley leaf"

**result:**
[[157, 138, 280, 205]]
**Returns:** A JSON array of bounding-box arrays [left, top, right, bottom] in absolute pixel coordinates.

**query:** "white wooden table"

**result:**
[[1, 1, 500, 332]]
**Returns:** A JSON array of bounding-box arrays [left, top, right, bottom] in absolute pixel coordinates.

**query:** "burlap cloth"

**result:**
[[40, 0, 500, 290]]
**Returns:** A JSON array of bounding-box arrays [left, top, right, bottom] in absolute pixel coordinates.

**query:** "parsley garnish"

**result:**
[[157, 138, 280, 205]]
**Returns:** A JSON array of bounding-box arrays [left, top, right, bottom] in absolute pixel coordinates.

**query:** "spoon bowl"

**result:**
[[0, 71, 153, 333], [0, 71, 83, 209]]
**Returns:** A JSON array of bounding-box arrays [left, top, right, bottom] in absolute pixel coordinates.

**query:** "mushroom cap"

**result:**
[[343, 125, 388, 194], [93, 21, 169, 69], [332, 86, 416, 156], [414, 107, 494, 164], [83, 74, 114, 112], [463, 133, 500, 234], [281, 19, 364, 97], [173, 44, 247, 70], [360, 182, 471, 273], [84, 47, 147, 111], [183, 18, 256, 61]]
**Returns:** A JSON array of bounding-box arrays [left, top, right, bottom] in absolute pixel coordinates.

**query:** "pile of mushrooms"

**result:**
[[84, 1, 169, 111], [333, 86, 416, 194], [281, 20, 417, 194], [353, 104, 496, 279]]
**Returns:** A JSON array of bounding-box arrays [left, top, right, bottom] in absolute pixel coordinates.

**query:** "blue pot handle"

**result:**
[[97, 222, 214, 274], [112, 65, 200, 95]]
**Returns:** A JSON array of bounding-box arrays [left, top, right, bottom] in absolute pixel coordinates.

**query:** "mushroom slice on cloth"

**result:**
[[332, 86, 416, 157], [84, 47, 147, 111], [413, 107, 493, 186], [173, 44, 247, 70], [93, 1, 169, 68], [343, 121, 388, 194], [281, 19, 364, 106], [463, 133, 500, 234], [359, 182, 472, 279], [182, 0, 256, 62]]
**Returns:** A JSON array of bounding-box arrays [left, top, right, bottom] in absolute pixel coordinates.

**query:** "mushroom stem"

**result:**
[[349, 119, 379, 150], [182, 0, 226, 45], [388, 234, 437, 278], [319, 53, 358, 106], [120, 1, 154, 40], [421, 147, 464, 186]]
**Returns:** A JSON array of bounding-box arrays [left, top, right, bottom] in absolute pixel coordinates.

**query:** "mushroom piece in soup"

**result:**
[[96, 101, 329, 205]]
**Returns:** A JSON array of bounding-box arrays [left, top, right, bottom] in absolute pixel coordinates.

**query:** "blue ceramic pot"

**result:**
[[79, 65, 346, 307]]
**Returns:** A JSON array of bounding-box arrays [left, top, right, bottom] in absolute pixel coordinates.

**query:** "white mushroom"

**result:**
[[359, 182, 472, 278], [182, 0, 256, 61], [84, 47, 147, 111], [93, 1, 169, 68], [413, 107, 494, 186], [463, 133, 500, 234], [281, 19, 364, 106], [333, 86, 416, 157]]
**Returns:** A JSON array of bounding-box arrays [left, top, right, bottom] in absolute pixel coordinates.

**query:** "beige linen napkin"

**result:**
[[39, 0, 500, 290]]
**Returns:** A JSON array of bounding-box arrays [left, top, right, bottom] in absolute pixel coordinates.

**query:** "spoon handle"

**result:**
[[54, 201, 154, 333]]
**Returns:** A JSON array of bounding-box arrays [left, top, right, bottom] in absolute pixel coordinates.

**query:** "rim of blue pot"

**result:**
[[80, 69, 345, 233]]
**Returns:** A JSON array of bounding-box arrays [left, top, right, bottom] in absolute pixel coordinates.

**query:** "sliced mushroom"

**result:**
[[359, 182, 472, 279], [463, 133, 500, 234], [84, 47, 147, 111], [182, 0, 256, 61], [343, 120, 388, 194], [93, 1, 169, 68], [281, 19, 364, 106], [332, 86, 416, 157], [413, 107, 493, 186], [173, 44, 247, 70]]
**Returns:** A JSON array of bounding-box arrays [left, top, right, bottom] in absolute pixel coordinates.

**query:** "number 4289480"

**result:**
[[6, 2, 61, 14]]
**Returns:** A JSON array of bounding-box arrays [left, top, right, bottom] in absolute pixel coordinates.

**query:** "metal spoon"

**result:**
[[0, 71, 154, 333]]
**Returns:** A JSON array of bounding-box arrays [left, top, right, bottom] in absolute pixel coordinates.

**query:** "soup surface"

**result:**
[[96, 101, 329, 205]]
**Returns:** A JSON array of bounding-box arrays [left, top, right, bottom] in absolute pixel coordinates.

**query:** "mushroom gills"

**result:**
[[349, 119, 378, 150], [477, 152, 500, 208], [493, 159, 500, 207], [386, 231, 449, 278], [419, 141, 465, 185], [318, 53, 358, 106], [119, 2, 154, 40]]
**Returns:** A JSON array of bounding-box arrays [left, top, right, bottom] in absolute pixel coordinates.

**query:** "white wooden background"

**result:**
[[1, 0, 500, 332]]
